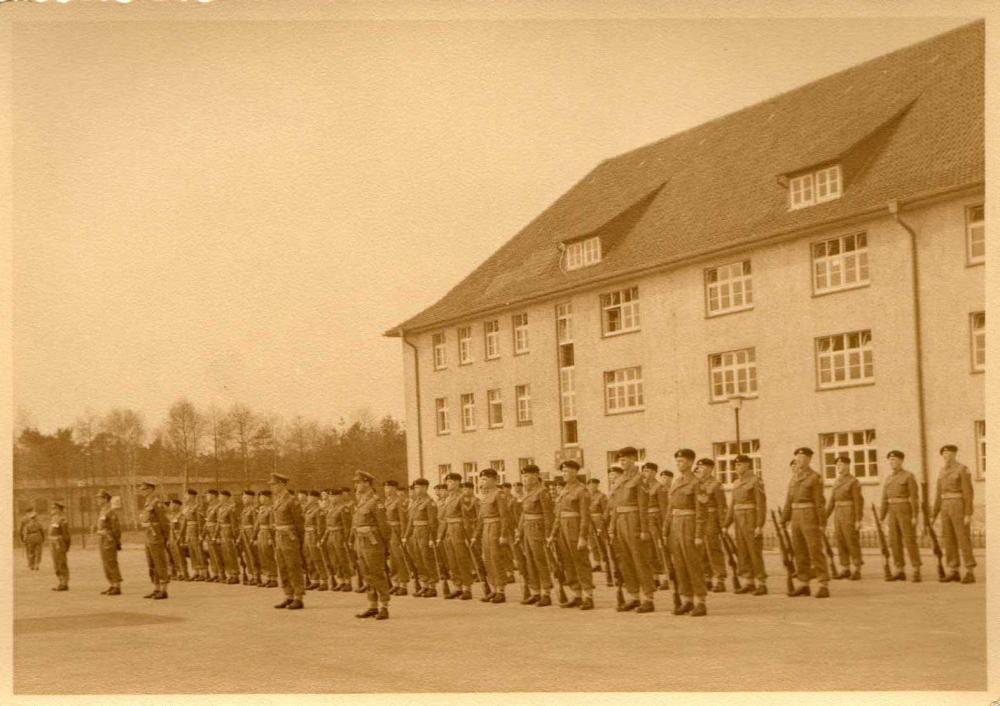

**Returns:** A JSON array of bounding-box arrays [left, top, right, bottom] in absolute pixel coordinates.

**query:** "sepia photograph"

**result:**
[[2, 1, 995, 703]]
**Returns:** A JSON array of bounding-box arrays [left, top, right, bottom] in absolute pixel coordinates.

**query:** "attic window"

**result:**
[[565, 236, 602, 271], [789, 165, 842, 210]]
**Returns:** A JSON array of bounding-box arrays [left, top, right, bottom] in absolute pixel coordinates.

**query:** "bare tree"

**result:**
[[206, 405, 233, 488], [228, 403, 256, 484], [101, 408, 145, 526], [165, 399, 205, 493], [286, 415, 320, 486]]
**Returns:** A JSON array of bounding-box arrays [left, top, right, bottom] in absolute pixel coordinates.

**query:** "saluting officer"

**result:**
[[879, 450, 922, 582], [136, 481, 172, 600], [724, 455, 767, 595], [48, 501, 72, 592], [932, 444, 977, 583], [436, 472, 475, 600], [269, 473, 306, 609], [549, 460, 595, 609], [781, 447, 830, 598], [609, 447, 655, 614], [666, 449, 708, 616], [351, 470, 392, 620], [825, 456, 864, 580], [95, 489, 123, 595]]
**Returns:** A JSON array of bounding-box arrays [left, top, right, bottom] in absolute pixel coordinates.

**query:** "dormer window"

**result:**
[[789, 164, 842, 210], [565, 236, 602, 271]]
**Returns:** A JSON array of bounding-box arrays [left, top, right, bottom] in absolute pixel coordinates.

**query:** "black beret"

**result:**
[[243, 489, 256, 496], [560, 460, 580, 471], [97, 489, 111, 499], [309, 490, 321, 497], [641, 462, 659, 472], [940, 444, 958, 454], [480, 468, 498, 479], [660, 469, 675, 478], [52, 501, 65, 510], [617, 446, 639, 459], [588, 478, 600, 485], [170, 499, 182, 505], [514, 482, 523, 486], [794, 447, 814, 456], [186, 489, 198, 496], [433, 483, 447, 489], [413, 478, 430, 486], [220, 490, 232, 497], [383, 480, 399, 488], [500, 482, 512, 489], [207, 489, 219, 496], [340, 487, 351, 494], [554, 477, 566, 485], [674, 449, 696, 461], [330, 488, 343, 496], [258, 490, 272, 497], [887, 450, 905, 460], [520, 465, 540, 475], [445, 472, 463, 482], [696, 458, 715, 468]]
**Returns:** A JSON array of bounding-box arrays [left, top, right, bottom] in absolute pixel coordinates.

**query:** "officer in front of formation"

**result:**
[[95, 489, 123, 595], [269, 472, 306, 610], [351, 470, 392, 620], [932, 444, 977, 583], [781, 447, 830, 598], [136, 481, 172, 599], [48, 501, 72, 592], [879, 450, 922, 582]]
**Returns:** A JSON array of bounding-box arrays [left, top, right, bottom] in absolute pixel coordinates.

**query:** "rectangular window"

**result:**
[[712, 439, 761, 487], [789, 173, 814, 209], [971, 311, 985, 372], [512, 313, 529, 354], [484, 320, 500, 360], [705, 260, 753, 316], [460, 393, 476, 432], [556, 302, 573, 344], [816, 330, 874, 389], [814, 165, 842, 203], [515, 384, 532, 425], [518, 457, 535, 470], [435, 398, 450, 435], [820, 429, 878, 482], [458, 326, 473, 365], [812, 232, 869, 294], [709, 348, 758, 402], [604, 366, 644, 414], [563, 420, 578, 445], [487, 389, 503, 428], [490, 459, 507, 485], [437, 464, 451, 484], [432, 332, 447, 370], [463, 462, 479, 493], [565, 236, 602, 271], [560, 368, 576, 419], [967, 204, 984, 264], [600, 286, 640, 336], [975, 420, 986, 479]]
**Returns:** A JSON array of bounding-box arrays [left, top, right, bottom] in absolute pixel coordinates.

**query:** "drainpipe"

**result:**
[[887, 199, 930, 509], [401, 330, 425, 479]]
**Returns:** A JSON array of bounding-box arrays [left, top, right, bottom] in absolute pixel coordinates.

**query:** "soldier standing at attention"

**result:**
[[434, 483, 448, 505], [724, 455, 767, 595], [586, 478, 609, 577], [383, 480, 410, 595], [403, 478, 439, 597], [497, 483, 517, 583], [351, 470, 392, 620], [167, 499, 188, 581], [436, 473, 474, 600], [269, 473, 306, 609], [323, 489, 349, 591], [667, 450, 708, 616], [95, 489, 123, 595], [180, 489, 208, 582], [136, 481, 172, 600], [21, 510, 45, 570], [932, 444, 977, 583], [609, 447, 655, 614], [476, 468, 512, 603], [516, 464, 554, 606], [879, 450, 922, 582], [695, 458, 728, 593], [203, 489, 224, 582], [240, 490, 260, 586], [48, 501, 72, 591], [639, 462, 669, 591], [548, 460, 594, 610], [302, 490, 330, 591], [781, 447, 830, 598], [254, 490, 279, 588], [825, 456, 864, 580], [460, 481, 489, 587], [217, 490, 241, 584]]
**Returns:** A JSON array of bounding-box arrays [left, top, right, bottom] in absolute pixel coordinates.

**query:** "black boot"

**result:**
[[274, 598, 293, 609], [355, 608, 378, 619]]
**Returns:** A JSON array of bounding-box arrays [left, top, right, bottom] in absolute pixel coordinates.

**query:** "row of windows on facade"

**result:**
[[432, 420, 986, 494], [431, 205, 985, 371], [433, 314, 985, 434]]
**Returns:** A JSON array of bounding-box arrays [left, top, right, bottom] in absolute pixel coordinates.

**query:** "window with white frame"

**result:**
[[490, 459, 507, 485], [463, 462, 479, 492], [712, 439, 761, 487], [975, 420, 985, 479], [556, 302, 573, 343], [435, 397, 450, 435], [709, 348, 758, 402], [487, 389, 503, 428], [789, 173, 814, 210], [484, 320, 500, 360], [789, 164, 842, 210], [518, 457, 535, 471], [560, 368, 576, 419], [458, 326, 473, 365], [814, 165, 842, 203], [432, 333, 447, 370], [460, 393, 476, 431], [604, 366, 644, 414], [600, 286, 640, 336], [515, 384, 532, 425], [816, 330, 873, 389], [971, 311, 985, 372], [512, 313, 529, 354], [967, 204, 984, 264], [437, 464, 451, 484], [705, 260, 753, 316], [606, 448, 646, 466], [812, 232, 869, 294], [565, 236, 602, 271], [819, 429, 878, 482]]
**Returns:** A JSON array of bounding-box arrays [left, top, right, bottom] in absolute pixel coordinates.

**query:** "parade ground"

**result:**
[[13, 546, 986, 694]]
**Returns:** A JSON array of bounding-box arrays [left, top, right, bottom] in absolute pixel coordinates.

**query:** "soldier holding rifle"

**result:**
[[403, 478, 440, 597], [639, 462, 669, 591], [695, 458, 728, 593], [436, 472, 475, 600], [609, 447, 656, 614], [666, 449, 708, 616], [239, 490, 260, 586], [825, 456, 863, 580], [781, 447, 830, 598], [725, 455, 767, 595], [180, 489, 208, 581], [515, 464, 554, 606], [878, 450, 922, 582], [254, 490, 279, 588], [548, 460, 595, 610], [931, 444, 977, 583], [476, 468, 512, 603]]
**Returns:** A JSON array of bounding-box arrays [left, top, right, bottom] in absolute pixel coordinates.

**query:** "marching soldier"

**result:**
[[383, 480, 410, 595], [639, 462, 669, 591], [516, 464, 554, 606], [609, 447, 655, 613], [20, 510, 45, 570], [254, 489, 279, 588], [323, 489, 352, 591], [240, 490, 261, 586], [95, 489, 123, 595], [825, 456, 864, 580], [136, 481, 172, 599], [403, 477, 439, 597], [167, 499, 189, 581], [586, 478, 609, 578], [180, 489, 208, 581], [476, 468, 512, 603], [548, 460, 594, 609], [350, 470, 392, 620], [303, 490, 330, 591], [667, 449, 708, 616], [932, 444, 977, 583], [203, 489, 224, 581], [48, 501, 71, 591], [269, 473, 306, 609], [696, 458, 728, 593], [436, 473, 474, 600], [879, 450, 922, 582], [781, 447, 830, 598], [217, 490, 241, 584], [724, 455, 768, 595]]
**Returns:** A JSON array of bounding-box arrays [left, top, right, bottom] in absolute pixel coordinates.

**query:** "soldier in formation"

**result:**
[[136, 481, 172, 599], [48, 501, 72, 591], [932, 445, 977, 583], [95, 489, 123, 595], [20, 510, 45, 570]]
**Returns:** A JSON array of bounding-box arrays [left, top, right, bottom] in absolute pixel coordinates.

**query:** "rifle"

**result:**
[[870, 504, 893, 581], [719, 530, 742, 592], [544, 538, 569, 604], [430, 539, 451, 597], [770, 510, 796, 595], [235, 534, 249, 584], [511, 534, 531, 602], [464, 537, 491, 596], [820, 530, 842, 579], [655, 534, 681, 611], [398, 535, 423, 593], [923, 515, 946, 581], [604, 533, 626, 609]]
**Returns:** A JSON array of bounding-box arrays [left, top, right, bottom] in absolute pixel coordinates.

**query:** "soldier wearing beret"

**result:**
[[95, 489, 123, 595], [548, 460, 595, 609], [724, 455, 768, 595], [586, 478, 612, 584], [382, 480, 410, 595], [825, 456, 864, 580], [166, 499, 188, 581], [477, 468, 513, 602], [695, 458, 728, 592], [254, 490, 279, 588], [667, 449, 708, 615], [269, 473, 306, 609], [460, 481, 490, 588], [781, 448, 830, 597], [47, 501, 72, 592], [497, 482, 519, 584], [516, 464, 554, 606], [436, 473, 475, 599], [609, 447, 656, 613], [637, 462, 669, 591], [202, 490, 224, 582], [878, 450, 922, 582], [351, 471, 392, 620], [301, 490, 328, 591], [136, 482, 172, 599], [322, 489, 352, 591], [238, 490, 260, 586], [180, 489, 208, 581], [403, 478, 439, 597], [932, 444, 977, 583], [216, 490, 241, 584]]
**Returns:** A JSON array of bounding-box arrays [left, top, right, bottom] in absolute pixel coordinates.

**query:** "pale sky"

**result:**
[[10, 9, 973, 434]]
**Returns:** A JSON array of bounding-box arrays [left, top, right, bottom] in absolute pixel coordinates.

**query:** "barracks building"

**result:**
[[386, 22, 986, 524]]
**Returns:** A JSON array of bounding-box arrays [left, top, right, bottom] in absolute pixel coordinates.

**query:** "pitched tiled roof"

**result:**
[[387, 21, 984, 336]]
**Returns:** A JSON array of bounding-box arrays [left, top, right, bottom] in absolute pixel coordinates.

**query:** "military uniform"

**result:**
[[587, 488, 610, 577], [47, 507, 72, 590], [699, 474, 728, 589], [139, 492, 172, 598], [461, 492, 490, 587], [404, 492, 440, 593], [666, 471, 708, 610], [351, 489, 392, 611], [504, 489, 533, 592], [254, 499, 279, 587], [324, 496, 353, 590], [96, 498, 123, 593], [826, 470, 864, 578], [384, 493, 410, 592], [437, 491, 475, 594], [477, 485, 513, 598], [180, 497, 208, 580], [272, 487, 306, 607], [217, 497, 241, 583], [167, 505, 188, 580], [517, 482, 554, 603], [879, 467, 921, 578], [640, 476, 670, 586], [21, 514, 44, 570], [609, 468, 655, 608], [203, 499, 224, 580], [303, 498, 329, 590], [932, 459, 976, 580], [239, 500, 260, 584], [550, 479, 594, 604], [782, 465, 830, 592], [725, 470, 767, 593]]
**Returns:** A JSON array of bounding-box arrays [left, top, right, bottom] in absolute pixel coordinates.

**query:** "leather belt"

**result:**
[[274, 524, 295, 530], [446, 518, 464, 524], [589, 514, 604, 519], [888, 498, 913, 505], [616, 506, 638, 514], [647, 509, 660, 515], [523, 514, 543, 520], [559, 512, 580, 518], [140, 523, 152, 528], [482, 517, 500, 524], [204, 522, 218, 527], [355, 526, 374, 534], [241, 525, 254, 530], [671, 509, 695, 516], [835, 501, 855, 507], [941, 493, 963, 499], [412, 520, 429, 526], [706, 508, 718, 513], [734, 503, 756, 510], [388, 521, 401, 526], [791, 502, 814, 509]]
